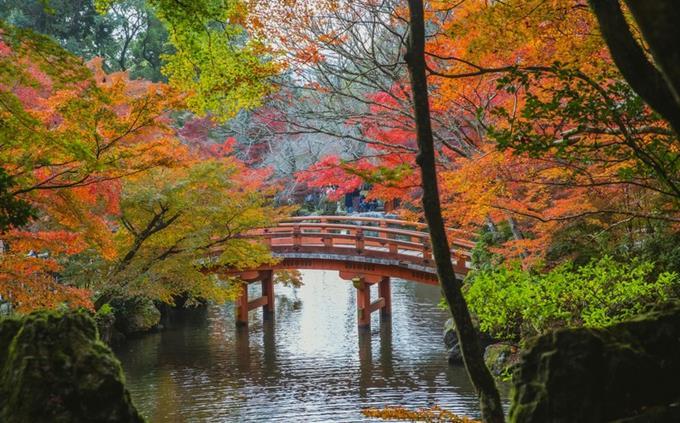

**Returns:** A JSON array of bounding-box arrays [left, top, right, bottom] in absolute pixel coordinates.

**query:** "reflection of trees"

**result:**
[[115, 273, 489, 419], [274, 293, 302, 319]]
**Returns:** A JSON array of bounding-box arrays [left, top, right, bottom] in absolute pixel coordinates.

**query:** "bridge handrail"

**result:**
[[208, 216, 474, 279], [280, 216, 474, 239], [245, 222, 474, 255], [275, 222, 429, 238], [252, 230, 429, 250], [260, 227, 475, 251]]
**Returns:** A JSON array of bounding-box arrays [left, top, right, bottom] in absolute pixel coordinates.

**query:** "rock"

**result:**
[[112, 297, 161, 335], [509, 304, 680, 423], [483, 343, 520, 379], [94, 304, 117, 345], [443, 318, 457, 348], [0, 310, 144, 423], [443, 317, 495, 365], [443, 318, 464, 364]]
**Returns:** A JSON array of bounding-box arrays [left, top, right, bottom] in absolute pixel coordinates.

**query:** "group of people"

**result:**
[[344, 190, 379, 213]]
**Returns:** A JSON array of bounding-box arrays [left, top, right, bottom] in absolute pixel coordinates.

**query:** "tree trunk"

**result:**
[[404, 1, 504, 422], [625, 1, 680, 110], [589, 0, 680, 135]]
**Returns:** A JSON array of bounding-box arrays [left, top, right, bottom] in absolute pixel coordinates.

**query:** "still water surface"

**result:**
[[115, 270, 505, 422]]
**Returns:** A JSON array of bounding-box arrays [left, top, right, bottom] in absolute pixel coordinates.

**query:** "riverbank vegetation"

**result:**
[[2, 0, 680, 421], [466, 256, 679, 341]]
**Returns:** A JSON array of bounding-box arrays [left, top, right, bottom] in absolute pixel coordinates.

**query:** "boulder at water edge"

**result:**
[[0, 309, 144, 423], [510, 304, 680, 423], [443, 317, 494, 365]]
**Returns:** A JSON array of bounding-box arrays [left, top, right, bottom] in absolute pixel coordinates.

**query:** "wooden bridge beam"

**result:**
[[236, 270, 275, 327], [354, 277, 371, 329], [236, 282, 249, 327], [354, 275, 392, 329]]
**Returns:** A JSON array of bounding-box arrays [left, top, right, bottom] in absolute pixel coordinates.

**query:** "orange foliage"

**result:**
[[282, 0, 676, 266], [0, 32, 186, 312]]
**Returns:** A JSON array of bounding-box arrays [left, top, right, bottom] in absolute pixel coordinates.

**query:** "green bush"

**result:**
[[464, 256, 680, 341]]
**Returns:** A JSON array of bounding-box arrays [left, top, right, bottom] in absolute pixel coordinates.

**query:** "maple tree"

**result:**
[[256, 0, 679, 269], [0, 21, 280, 312], [240, 2, 680, 418], [0, 23, 182, 311], [94, 158, 281, 305]]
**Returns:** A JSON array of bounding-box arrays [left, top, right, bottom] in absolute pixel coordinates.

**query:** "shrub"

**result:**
[[464, 256, 680, 341]]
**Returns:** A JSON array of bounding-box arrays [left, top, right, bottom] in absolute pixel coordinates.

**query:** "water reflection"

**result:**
[[115, 270, 506, 422]]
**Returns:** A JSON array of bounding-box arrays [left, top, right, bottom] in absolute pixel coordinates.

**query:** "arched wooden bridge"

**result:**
[[212, 216, 475, 329]]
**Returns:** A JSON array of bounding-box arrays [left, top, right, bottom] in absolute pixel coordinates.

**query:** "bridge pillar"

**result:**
[[378, 276, 391, 321], [236, 282, 249, 327], [354, 277, 371, 329], [261, 270, 274, 320]]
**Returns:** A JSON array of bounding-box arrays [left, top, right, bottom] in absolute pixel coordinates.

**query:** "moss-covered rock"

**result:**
[[111, 297, 160, 335], [484, 343, 521, 379], [0, 310, 144, 423], [509, 304, 680, 423], [94, 303, 118, 345]]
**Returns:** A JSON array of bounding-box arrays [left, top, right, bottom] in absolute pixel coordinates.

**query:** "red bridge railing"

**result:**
[[243, 215, 475, 274]]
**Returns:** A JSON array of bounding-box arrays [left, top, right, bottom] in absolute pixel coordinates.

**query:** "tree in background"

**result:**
[[1, 0, 170, 81]]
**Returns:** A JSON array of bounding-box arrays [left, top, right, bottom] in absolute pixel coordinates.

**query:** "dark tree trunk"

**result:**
[[625, 1, 680, 108], [404, 1, 504, 421], [589, 0, 680, 135]]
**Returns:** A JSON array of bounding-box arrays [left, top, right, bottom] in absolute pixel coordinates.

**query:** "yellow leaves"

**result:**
[[362, 406, 480, 423], [109, 157, 281, 304]]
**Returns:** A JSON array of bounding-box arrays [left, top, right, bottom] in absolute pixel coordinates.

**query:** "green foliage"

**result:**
[[464, 256, 680, 341], [97, 0, 278, 121], [634, 226, 680, 276], [96, 303, 113, 317], [468, 222, 513, 271]]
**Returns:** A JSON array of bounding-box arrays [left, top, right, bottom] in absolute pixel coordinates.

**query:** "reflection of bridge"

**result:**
[[215, 216, 474, 329]]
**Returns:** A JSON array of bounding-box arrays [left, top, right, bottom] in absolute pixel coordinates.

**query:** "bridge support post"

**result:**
[[236, 282, 249, 327], [261, 270, 274, 320], [354, 277, 371, 329], [378, 276, 391, 322]]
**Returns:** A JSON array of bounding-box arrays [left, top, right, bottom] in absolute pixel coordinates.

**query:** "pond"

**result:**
[[115, 269, 507, 421]]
